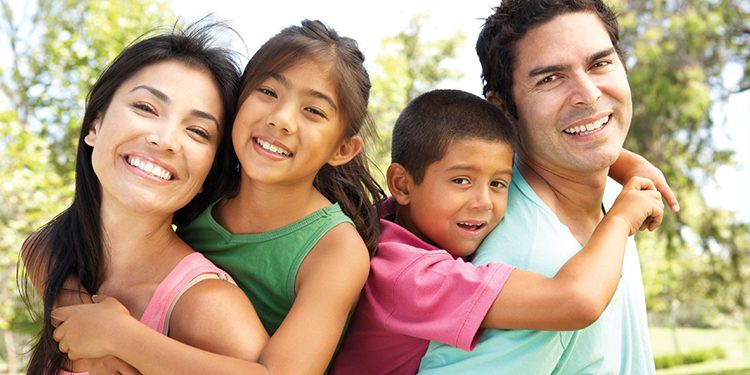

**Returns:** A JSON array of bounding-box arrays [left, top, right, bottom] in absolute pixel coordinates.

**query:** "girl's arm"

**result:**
[[481, 176, 664, 330], [609, 148, 680, 212], [52, 225, 368, 375], [53, 279, 271, 374], [256, 223, 370, 374]]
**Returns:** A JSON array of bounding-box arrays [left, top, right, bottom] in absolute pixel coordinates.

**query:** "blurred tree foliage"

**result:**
[[0, 0, 172, 369], [614, 0, 750, 331], [367, 15, 465, 182]]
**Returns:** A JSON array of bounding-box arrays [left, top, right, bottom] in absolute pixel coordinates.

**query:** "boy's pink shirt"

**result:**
[[330, 198, 514, 374]]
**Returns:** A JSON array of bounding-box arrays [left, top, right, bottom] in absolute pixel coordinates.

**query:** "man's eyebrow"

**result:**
[[130, 85, 170, 103], [529, 64, 567, 78], [587, 47, 617, 65], [527, 48, 617, 78]]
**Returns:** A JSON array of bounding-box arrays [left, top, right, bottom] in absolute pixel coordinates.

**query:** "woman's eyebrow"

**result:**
[[130, 85, 170, 102]]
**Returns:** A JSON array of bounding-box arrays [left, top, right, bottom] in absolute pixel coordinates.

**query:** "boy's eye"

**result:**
[[452, 177, 470, 185], [490, 179, 508, 188]]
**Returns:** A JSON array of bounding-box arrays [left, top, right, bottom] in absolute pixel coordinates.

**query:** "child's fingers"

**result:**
[[653, 177, 680, 212], [623, 176, 657, 192], [51, 306, 70, 328]]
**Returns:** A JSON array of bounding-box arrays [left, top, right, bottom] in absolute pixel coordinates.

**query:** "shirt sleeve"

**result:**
[[367, 242, 515, 351]]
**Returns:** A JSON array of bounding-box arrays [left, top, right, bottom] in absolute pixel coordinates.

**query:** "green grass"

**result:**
[[650, 326, 750, 375]]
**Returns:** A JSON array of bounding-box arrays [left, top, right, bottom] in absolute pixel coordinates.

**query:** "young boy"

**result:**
[[329, 89, 664, 374]]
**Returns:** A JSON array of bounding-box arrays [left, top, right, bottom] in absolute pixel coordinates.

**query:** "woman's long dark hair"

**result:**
[[232, 19, 386, 254], [18, 21, 241, 374]]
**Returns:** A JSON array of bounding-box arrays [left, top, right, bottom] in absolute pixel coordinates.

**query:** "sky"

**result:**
[[159, 0, 748, 223]]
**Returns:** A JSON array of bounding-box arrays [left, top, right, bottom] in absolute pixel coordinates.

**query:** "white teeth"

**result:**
[[564, 115, 609, 135], [255, 138, 292, 156], [127, 156, 172, 180], [458, 222, 483, 229]]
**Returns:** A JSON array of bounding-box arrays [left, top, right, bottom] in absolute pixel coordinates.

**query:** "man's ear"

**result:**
[[487, 90, 519, 125], [486, 91, 508, 112], [386, 163, 413, 205], [328, 135, 364, 167], [84, 115, 103, 147]]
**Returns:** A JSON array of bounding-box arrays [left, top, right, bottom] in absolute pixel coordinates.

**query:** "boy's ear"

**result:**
[[387, 163, 413, 205], [328, 135, 364, 167], [84, 114, 103, 147]]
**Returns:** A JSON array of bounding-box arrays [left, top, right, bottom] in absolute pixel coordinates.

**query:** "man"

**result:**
[[419, 1, 658, 373]]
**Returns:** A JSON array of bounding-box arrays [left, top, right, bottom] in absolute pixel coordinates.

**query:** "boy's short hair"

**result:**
[[391, 89, 517, 184]]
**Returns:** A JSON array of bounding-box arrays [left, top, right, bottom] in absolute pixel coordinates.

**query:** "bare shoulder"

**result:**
[[300, 222, 370, 288], [169, 276, 268, 360]]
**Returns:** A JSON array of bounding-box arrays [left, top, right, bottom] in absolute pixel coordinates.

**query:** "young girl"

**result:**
[[50, 19, 386, 374], [19, 23, 272, 375]]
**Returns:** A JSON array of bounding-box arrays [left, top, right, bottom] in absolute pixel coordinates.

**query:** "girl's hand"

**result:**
[[609, 149, 680, 212], [52, 295, 137, 361]]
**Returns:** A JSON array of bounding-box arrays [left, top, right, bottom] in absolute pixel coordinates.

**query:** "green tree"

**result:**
[[614, 0, 750, 342], [368, 15, 465, 182], [0, 0, 173, 370]]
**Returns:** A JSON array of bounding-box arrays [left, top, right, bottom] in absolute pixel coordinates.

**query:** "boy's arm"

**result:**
[[482, 176, 664, 330], [610, 148, 679, 212], [53, 280, 271, 375]]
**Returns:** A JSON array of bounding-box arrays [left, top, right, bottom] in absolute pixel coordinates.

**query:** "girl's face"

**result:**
[[232, 60, 362, 187], [85, 60, 223, 217]]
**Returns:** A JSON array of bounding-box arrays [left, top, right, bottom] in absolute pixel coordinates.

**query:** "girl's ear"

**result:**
[[84, 115, 103, 147], [386, 163, 413, 205], [328, 135, 364, 167]]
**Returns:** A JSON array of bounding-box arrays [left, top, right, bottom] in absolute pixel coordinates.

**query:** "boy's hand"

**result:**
[[607, 176, 665, 235], [52, 295, 135, 361], [610, 149, 680, 212]]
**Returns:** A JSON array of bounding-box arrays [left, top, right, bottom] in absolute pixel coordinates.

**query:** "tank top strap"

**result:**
[[140, 252, 235, 335]]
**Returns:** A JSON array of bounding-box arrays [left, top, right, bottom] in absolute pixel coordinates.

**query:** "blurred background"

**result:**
[[1, 0, 748, 373]]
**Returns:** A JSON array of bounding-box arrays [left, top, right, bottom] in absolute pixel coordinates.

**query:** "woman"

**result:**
[[19, 22, 269, 375]]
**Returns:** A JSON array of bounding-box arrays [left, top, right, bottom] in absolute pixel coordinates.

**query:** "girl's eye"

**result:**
[[305, 107, 327, 119], [452, 177, 470, 185], [188, 127, 210, 140], [258, 87, 277, 98], [133, 102, 156, 114]]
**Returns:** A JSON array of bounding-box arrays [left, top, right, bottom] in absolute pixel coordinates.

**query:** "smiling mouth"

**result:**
[[255, 138, 292, 157], [563, 115, 610, 135], [457, 222, 486, 231], [127, 156, 173, 180]]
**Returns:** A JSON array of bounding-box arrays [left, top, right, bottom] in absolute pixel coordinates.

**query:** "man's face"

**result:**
[[510, 11, 632, 175]]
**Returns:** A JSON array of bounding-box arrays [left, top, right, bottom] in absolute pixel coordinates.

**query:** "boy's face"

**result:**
[[398, 138, 513, 258]]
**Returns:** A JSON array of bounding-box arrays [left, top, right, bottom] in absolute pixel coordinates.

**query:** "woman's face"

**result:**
[[85, 60, 224, 218]]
